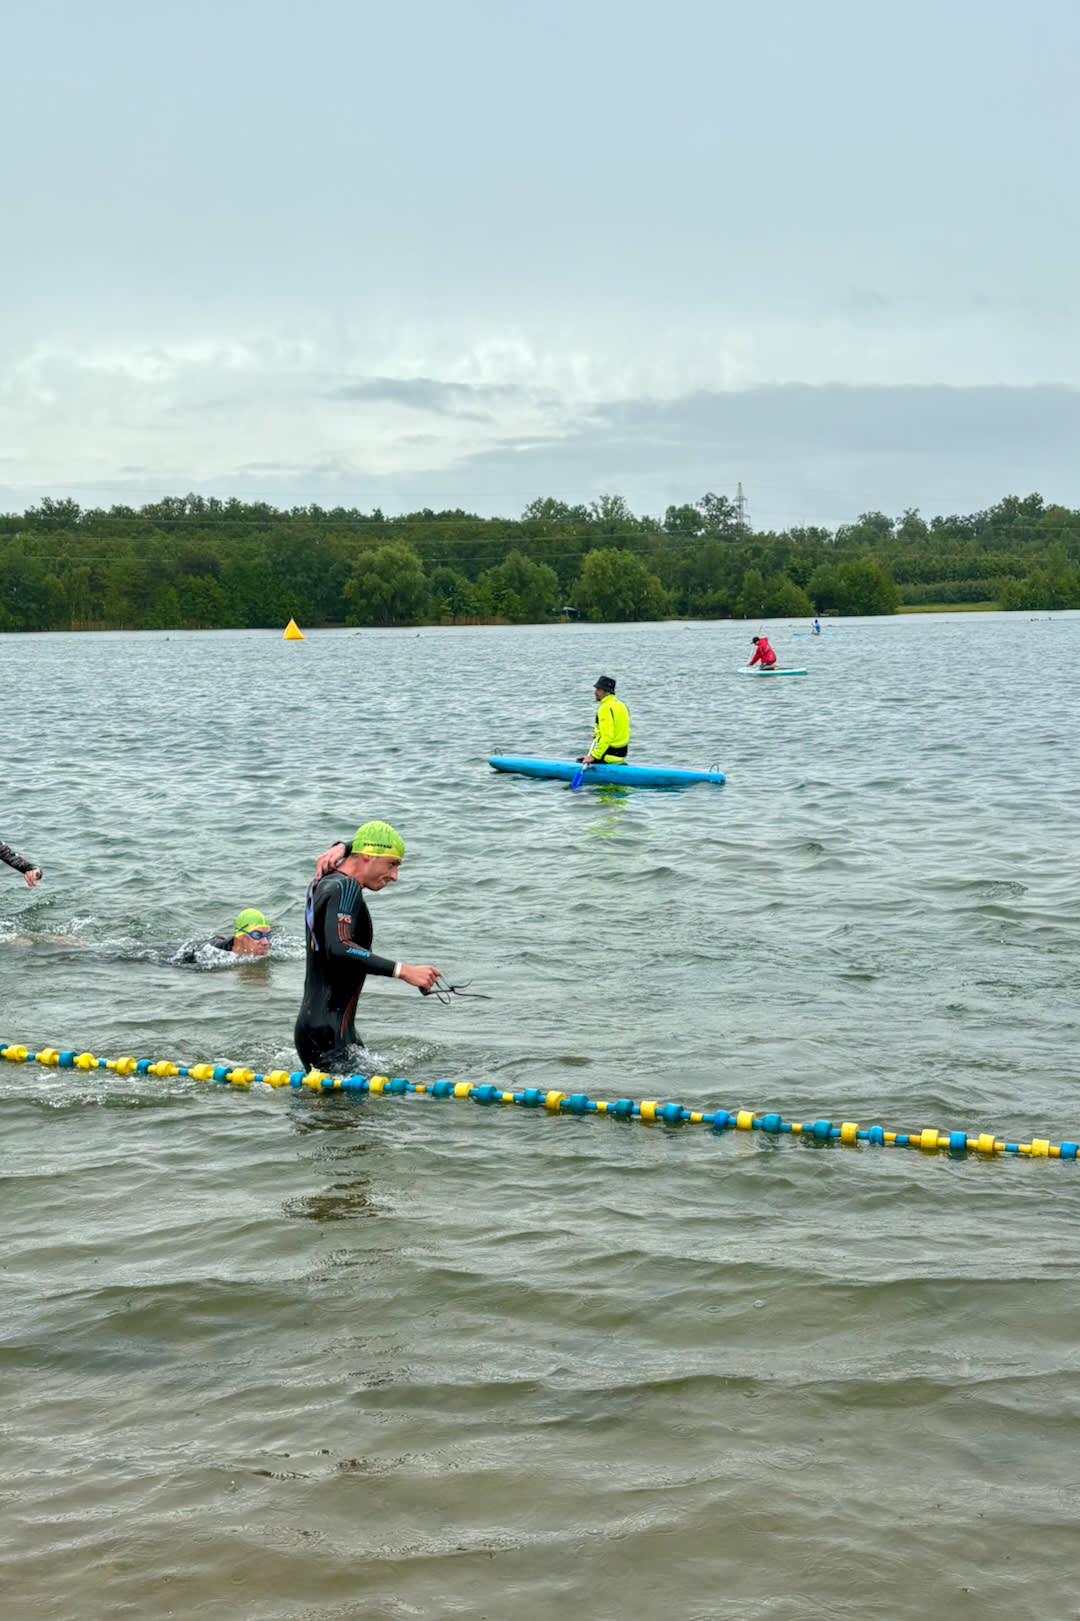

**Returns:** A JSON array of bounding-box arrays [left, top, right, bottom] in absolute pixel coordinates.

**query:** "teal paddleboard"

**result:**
[[736, 666, 807, 677]]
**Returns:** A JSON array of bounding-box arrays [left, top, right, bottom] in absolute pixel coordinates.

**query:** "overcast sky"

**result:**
[[2, 0, 1078, 528]]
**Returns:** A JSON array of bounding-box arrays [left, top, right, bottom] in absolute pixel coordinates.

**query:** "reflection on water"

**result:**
[[587, 784, 630, 834], [284, 1177, 376, 1222]]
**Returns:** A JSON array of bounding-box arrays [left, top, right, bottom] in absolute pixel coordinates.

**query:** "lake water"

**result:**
[[2, 614, 1078, 1620]]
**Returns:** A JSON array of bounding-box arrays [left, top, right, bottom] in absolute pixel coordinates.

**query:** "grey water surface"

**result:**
[[1, 615, 1078, 1620]]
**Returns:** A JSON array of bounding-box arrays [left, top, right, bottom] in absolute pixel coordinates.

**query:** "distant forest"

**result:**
[[1, 489, 1079, 631]]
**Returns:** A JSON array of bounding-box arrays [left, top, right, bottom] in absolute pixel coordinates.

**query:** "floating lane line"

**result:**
[[1, 1043, 1074, 1162]]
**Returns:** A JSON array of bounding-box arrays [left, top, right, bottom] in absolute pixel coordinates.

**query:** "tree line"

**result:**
[[1, 490, 1079, 631]]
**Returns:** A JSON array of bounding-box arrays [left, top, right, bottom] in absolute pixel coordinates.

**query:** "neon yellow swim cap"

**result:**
[[351, 821, 405, 860], [234, 908, 270, 934]]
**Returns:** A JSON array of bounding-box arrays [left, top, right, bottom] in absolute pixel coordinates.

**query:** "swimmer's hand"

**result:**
[[400, 963, 440, 993], [314, 843, 348, 879], [24, 869, 41, 888]]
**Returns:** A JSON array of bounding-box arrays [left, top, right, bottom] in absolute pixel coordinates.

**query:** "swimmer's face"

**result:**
[[361, 855, 402, 890], [233, 931, 271, 957]]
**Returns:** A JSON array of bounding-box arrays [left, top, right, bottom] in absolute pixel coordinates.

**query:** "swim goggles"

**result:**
[[421, 977, 492, 1005]]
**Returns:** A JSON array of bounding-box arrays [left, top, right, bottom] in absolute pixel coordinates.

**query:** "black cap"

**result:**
[[752, 636, 760, 643], [594, 675, 616, 694]]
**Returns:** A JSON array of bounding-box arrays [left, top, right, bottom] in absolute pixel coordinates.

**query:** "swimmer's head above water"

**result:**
[[313, 822, 407, 890], [350, 822, 405, 861], [348, 822, 404, 890], [232, 907, 271, 956]]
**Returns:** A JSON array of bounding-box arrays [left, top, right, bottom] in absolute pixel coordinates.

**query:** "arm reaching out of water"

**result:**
[[1, 842, 42, 886]]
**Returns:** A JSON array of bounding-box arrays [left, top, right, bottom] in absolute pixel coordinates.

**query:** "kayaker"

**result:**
[[580, 675, 631, 768], [748, 635, 778, 669], [172, 908, 273, 963], [294, 821, 440, 1072], [1, 840, 41, 887]]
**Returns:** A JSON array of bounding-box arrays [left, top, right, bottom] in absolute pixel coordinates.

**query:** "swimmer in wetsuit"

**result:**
[[294, 821, 440, 1072], [172, 909, 272, 964], [1, 841, 42, 887]]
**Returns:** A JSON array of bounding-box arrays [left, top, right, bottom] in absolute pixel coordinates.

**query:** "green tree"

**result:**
[[25, 496, 83, 532], [664, 503, 706, 537], [344, 544, 429, 625], [837, 510, 894, 547], [812, 556, 899, 615], [696, 493, 741, 538], [475, 550, 560, 622], [588, 494, 643, 536], [428, 565, 477, 618], [737, 568, 767, 617], [178, 573, 231, 627], [572, 548, 670, 621], [146, 585, 182, 629], [999, 549, 1080, 610], [763, 572, 814, 616]]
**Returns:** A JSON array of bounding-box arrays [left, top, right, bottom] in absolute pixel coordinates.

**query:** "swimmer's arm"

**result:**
[[0, 842, 41, 883], [324, 903, 438, 987], [330, 928, 439, 989], [319, 885, 398, 975], [337, 946, 439, 992], [338, 939, 398, 976], [313, 842, 349, 879]]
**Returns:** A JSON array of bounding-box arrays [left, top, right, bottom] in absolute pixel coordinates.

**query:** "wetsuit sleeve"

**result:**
[[173, 934, 233, 963], [0, 841, 38, 875], [320, 877, 398, 977]]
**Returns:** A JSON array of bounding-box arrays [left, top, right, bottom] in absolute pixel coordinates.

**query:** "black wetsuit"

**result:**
[[1, 842, 40, 877], [294, 872, 397, 1071], [172, 934, 235, 964]]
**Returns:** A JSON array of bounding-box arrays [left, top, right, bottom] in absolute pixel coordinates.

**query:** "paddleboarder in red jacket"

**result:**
[[748, 635, 777, 669]]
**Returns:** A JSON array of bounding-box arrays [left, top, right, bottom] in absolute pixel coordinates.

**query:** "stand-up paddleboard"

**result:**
[[489, 755, 725, 788], [736, 666, 807, 677], [792, 631, 836, 637]]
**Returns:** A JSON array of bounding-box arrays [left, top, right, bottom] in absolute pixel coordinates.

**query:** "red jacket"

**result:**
[[749, 637, 776, 667]]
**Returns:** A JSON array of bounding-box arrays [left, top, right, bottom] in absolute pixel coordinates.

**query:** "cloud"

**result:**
[[328, 376, 533, 422], [1, 320, 1078, 529]]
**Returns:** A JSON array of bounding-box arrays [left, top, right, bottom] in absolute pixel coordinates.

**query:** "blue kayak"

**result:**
[[489, 754, 725, 788], [736, 666, 807, 677]]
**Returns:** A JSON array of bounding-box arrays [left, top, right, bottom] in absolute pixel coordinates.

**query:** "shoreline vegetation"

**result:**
[[2, 490, 1079, 632]]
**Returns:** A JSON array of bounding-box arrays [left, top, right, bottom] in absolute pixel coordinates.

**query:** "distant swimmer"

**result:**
[[579, 675, 631, 769], [173, 909, 273, 964], [1, 840, 42, 887], [748, 635, 778, 669], [294, 821, 440, 1072]]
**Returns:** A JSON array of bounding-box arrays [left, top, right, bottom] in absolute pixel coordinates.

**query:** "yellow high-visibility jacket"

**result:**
[[591, 695, 630, 761]]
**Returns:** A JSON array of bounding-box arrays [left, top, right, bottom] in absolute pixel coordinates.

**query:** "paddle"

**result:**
[[571, 758, 589, 789]]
